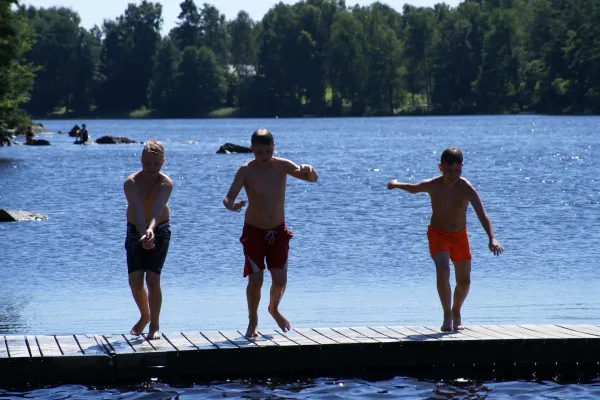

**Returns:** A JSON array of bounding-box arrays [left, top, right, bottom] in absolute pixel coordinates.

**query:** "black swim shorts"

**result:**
[[125, 220, 171, 275]]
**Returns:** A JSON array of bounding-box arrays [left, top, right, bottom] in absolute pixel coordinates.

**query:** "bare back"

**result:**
[[126, 171, 170, 225], [243, 158, 288, 229], [428, 176, 471, 232]]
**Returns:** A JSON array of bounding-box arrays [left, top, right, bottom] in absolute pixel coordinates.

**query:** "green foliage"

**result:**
[[4, 0, 600, 120], [0, 1, 35, 126]]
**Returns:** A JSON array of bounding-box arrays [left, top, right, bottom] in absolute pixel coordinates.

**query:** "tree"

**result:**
[[172, 46, 226, 116], [0, 1, 35, 126], [148, 39, 180, 115]]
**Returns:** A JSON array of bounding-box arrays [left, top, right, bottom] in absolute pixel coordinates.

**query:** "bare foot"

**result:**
[[245, 314, 259, 339], [440, 313, 452, 332], [452, 310, 464, 331], [130, 316, 150, 335], [268, 307, 291, 332], [147, 324, 160, 340]]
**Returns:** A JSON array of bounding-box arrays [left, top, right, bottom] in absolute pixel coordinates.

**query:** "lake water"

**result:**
[[1, 115, 600, 398]]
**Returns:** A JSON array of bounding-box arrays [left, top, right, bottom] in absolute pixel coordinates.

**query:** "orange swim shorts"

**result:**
[[427, 225, 472, 262]]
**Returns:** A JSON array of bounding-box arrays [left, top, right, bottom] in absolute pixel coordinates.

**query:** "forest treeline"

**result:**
[[1, 0, 599, 126]]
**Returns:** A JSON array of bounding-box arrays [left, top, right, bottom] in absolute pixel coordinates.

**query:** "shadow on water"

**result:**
[[1, 365, 600, 399]]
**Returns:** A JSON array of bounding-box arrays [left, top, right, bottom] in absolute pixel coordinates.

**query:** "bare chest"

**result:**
[[245, 169, 286, 195]]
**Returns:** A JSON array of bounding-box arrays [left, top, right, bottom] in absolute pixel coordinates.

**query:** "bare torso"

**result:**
[[243, 159, 287, 229], [428, 177, 470, 232], [126, 171, 170, 226]]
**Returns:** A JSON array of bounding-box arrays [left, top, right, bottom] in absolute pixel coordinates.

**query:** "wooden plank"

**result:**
[[369, 326, 422, 341], [55, 335, 83, 356], [200, 331, 238, 349], [257, 329, 298, 347], [0, 337, 8, 358], [103, 334, 135, 354], [331, 327, 380, 344], [275, 329, 319, 346], [457, 326, 505, 340], [558, 325, 600, 338], [466, 325, 520, 340], [143, 334, 178, 352], [388, 326, 438, 341], [163, 332, 198, 352], [505, 325, 564, 339], [349, 327, 398, 343], [219, 331, 258, 348], [481, 325, 540, 340], [294, 328, 338, 345], [483, 325, 545, 339], [26, 335, 42, 357], [75, 335, 109, 355], [233, 330, 279, 347], [521, 325, 594, 339], [181, 332, 218, 350], [5, 335, 30, 358], [36, 335, 62, 357], [314, 328, 360, 344], [124, 334, 157, 353], [318, 327, 369, 344], [415, 326, 478, 341]]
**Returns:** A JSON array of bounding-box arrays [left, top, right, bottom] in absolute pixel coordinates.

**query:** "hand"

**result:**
[[489, 238, 503, 256], [300, 164, 315, 180], [387, 179, 399, 190], [140, 228, 155, 250], [230, 200, 246, 212]]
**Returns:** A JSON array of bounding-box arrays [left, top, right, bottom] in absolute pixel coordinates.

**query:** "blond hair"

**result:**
[[142, 139, 165, 159]]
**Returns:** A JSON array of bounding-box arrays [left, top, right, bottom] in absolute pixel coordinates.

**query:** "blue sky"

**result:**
[[23, 0, 461, 32]]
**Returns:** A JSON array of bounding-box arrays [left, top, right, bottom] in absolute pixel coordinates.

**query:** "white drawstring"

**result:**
[[265, 230, 277, 244]]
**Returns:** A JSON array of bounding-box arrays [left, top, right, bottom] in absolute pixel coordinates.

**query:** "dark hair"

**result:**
[[251, 128, 274, 146], [440, 147, 463, 164]]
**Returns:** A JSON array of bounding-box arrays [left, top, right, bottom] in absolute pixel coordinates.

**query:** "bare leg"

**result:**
[[146, 271, 162, 340], [452, 260, 471, 331], [246, 270, 263, 339], [129, 270, 150, 335], [432, 252, 452, 332], [268, 267, 290, 332]]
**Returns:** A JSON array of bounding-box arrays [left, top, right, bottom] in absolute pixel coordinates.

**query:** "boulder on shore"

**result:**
[[0, 209, 48, 222], [96, 135, 137, 144], [216, 143, 252, 154]]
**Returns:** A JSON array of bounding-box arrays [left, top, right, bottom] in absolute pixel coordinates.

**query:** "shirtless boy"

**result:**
[[224, 128, 318, 338], [123, 139, 173, 340], [387, 147, 503, 331]]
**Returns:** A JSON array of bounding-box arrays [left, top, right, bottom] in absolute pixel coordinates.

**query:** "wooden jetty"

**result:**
[[2, 324, 600, 386]]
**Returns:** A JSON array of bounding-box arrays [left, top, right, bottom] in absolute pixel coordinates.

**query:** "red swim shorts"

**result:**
[[427, 225, 472, 262], [240, 223, 293, 277]]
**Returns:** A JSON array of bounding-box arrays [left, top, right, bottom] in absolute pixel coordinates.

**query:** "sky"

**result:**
[[23, 0, 461, 33]]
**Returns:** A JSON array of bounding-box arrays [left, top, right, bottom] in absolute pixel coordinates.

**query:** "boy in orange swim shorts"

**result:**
[[387, 147, 503, 331]]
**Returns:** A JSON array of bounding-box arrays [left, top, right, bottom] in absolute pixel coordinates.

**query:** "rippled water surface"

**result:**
[[1, 116, 599, 397]]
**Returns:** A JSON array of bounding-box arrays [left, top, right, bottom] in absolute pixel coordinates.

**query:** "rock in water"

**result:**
[[216, 143, 252, 154], [0, 209, 48, 222], [96, 135, 137, 144]]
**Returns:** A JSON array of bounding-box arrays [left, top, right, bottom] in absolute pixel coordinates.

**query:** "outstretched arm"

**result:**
[[124, 178, 147, 237], [148, 177, 173, 232], [285, 160, 318, 182], [387, 178, 433, 194], [467, 184, 503, 256], [223, 166, 247, 212]]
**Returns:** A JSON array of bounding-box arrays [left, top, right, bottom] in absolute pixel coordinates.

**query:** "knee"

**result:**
[[248, 275, 263, 288], [129, 279, 144, 292], [435, 267, 450, 278], [456, 277, 471, 289]]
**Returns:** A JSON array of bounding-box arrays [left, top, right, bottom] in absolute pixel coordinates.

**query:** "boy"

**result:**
[[387, 147, 503, 331], [123, 139, 173, 340], [224, 128, 318, 339]]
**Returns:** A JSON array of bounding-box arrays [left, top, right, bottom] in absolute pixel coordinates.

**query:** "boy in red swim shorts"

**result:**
[[223, 128, 318, 338], [387, 147, 503, 331]]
